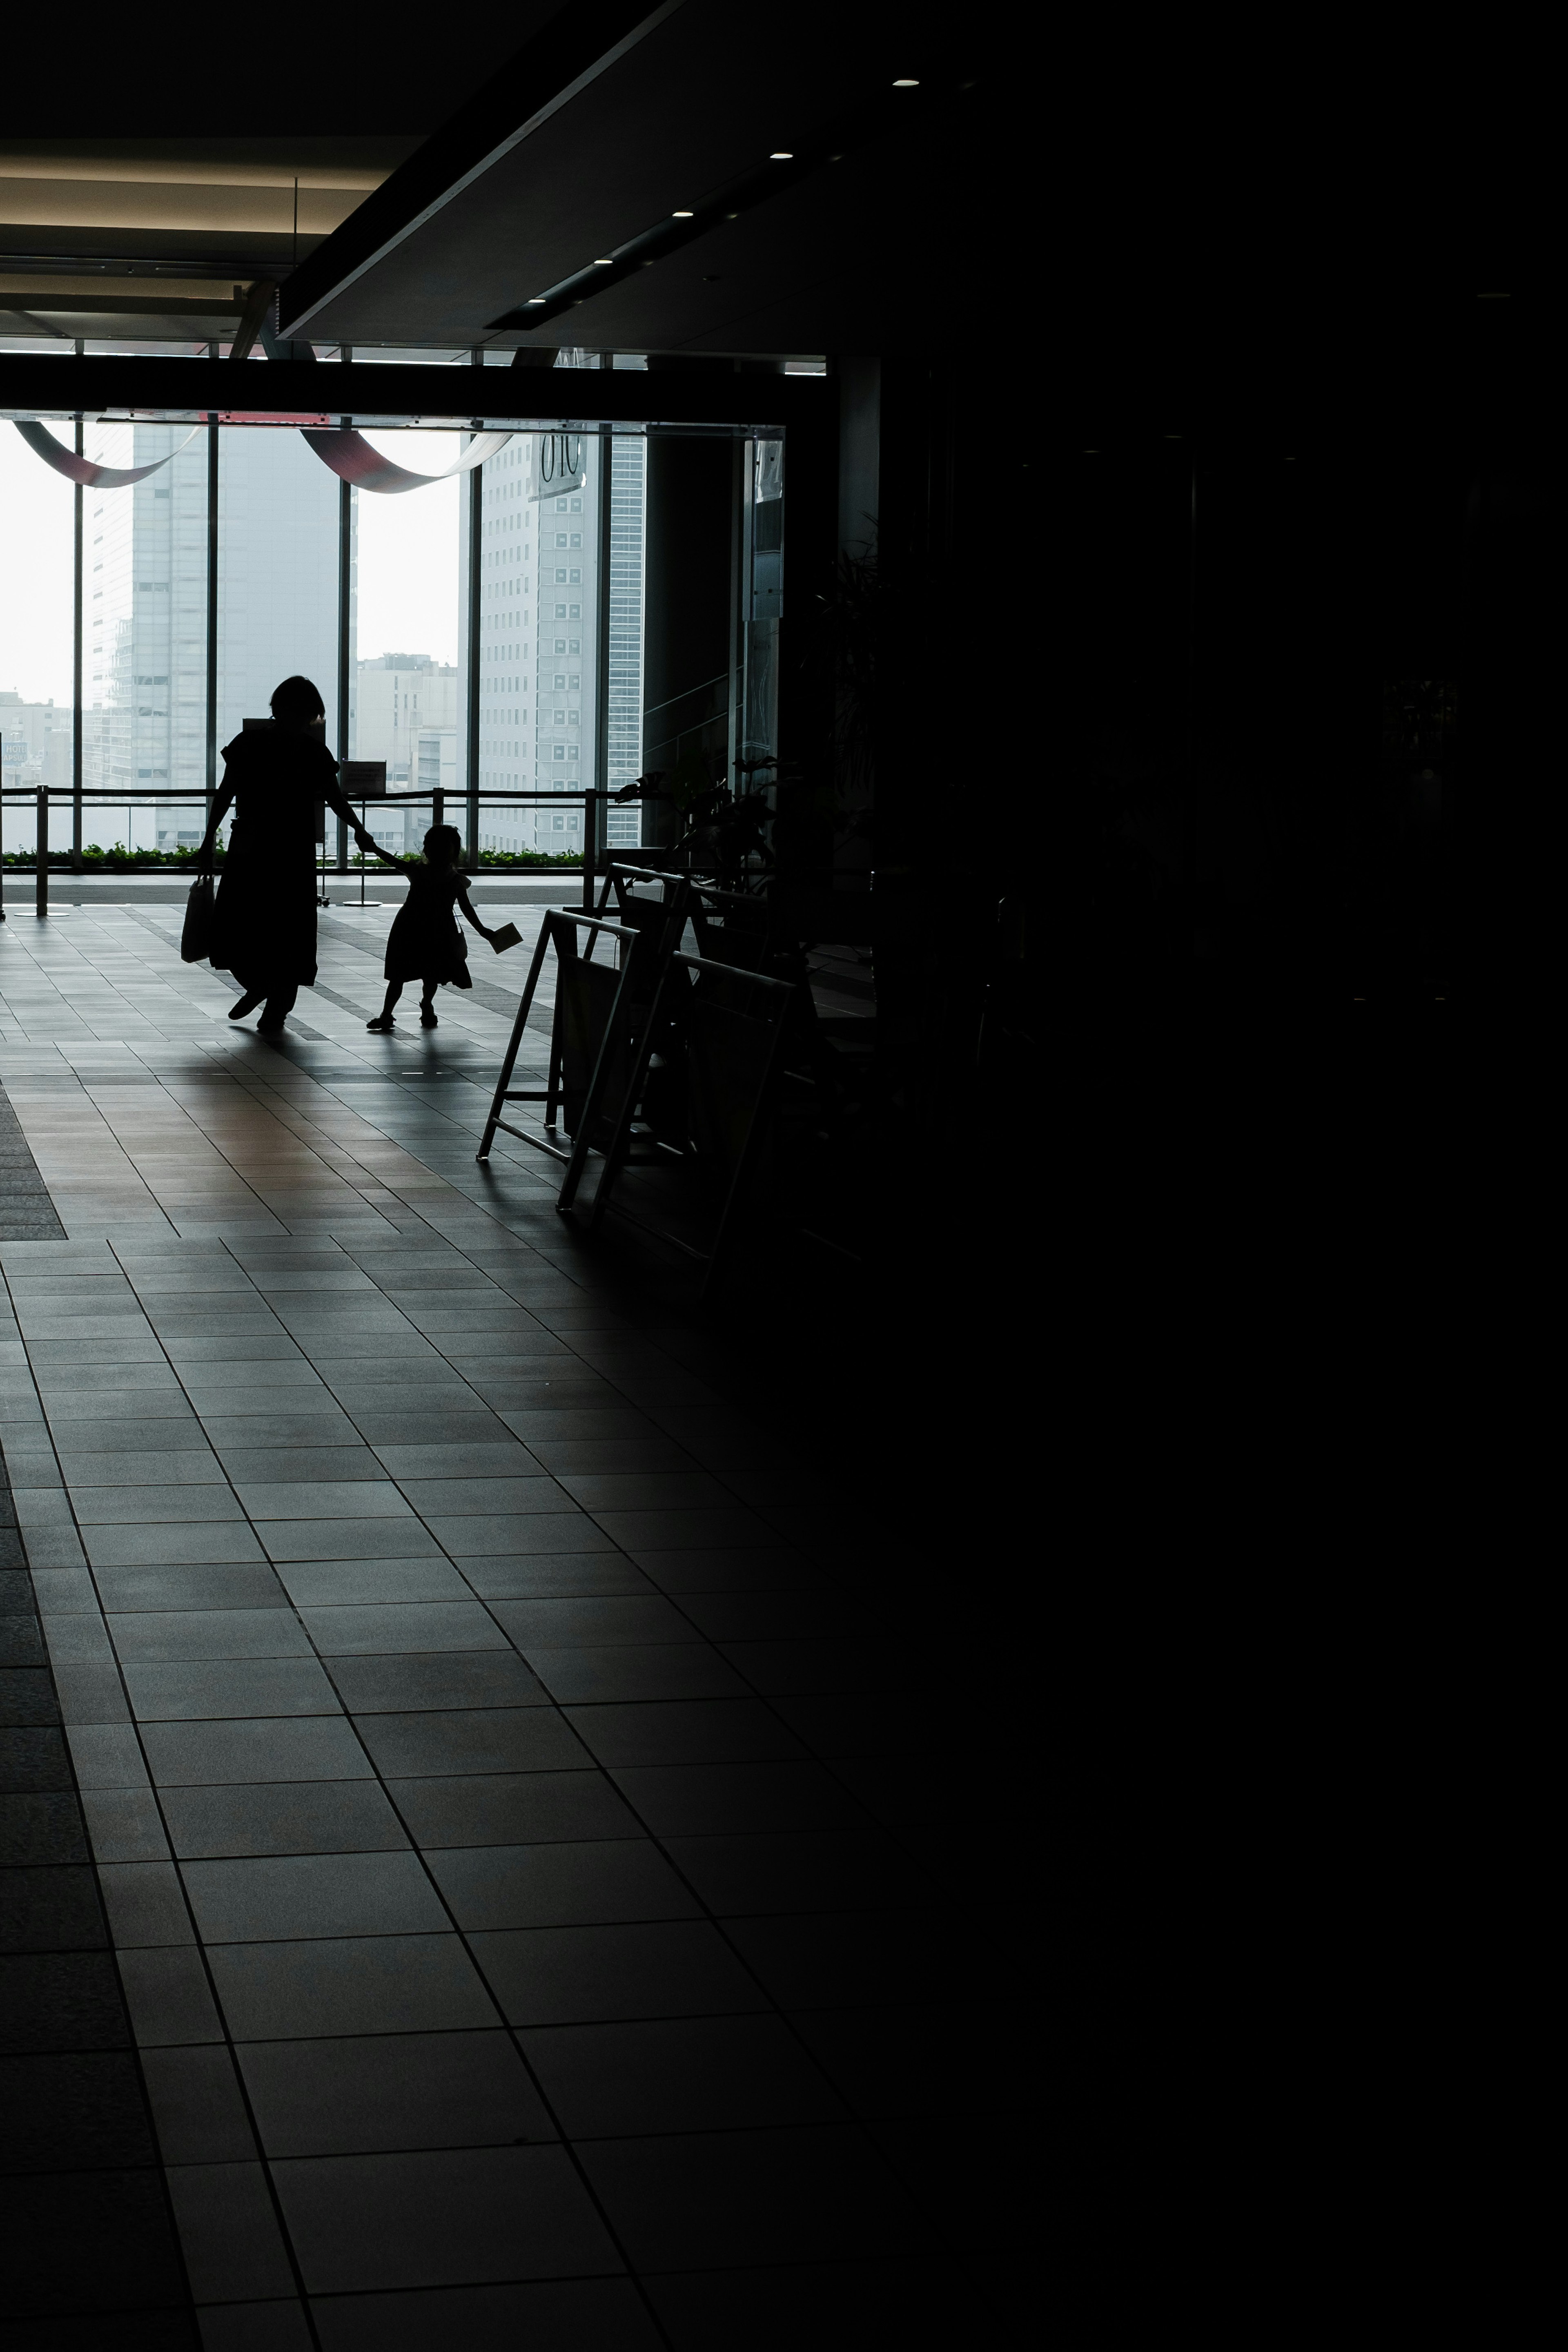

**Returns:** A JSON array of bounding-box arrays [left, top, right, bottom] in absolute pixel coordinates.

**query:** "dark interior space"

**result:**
[[0, 4, 1550, 2339]]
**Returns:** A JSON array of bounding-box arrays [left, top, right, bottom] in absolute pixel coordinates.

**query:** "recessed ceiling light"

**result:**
[[672, 210, 694, 218], [892, 78, 919, 86], [770, 152, 793, 160], [593, 258, 614, 266], [525, 299, 546, 306]]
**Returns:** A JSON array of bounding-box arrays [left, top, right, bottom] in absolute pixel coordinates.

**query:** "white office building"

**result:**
[[465, 402, 646, 857]]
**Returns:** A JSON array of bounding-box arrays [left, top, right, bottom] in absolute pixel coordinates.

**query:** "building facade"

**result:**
[[465, 383, 646, 857]]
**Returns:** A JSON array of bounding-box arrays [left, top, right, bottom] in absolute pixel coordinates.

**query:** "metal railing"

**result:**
[[0, 787, 609, 917]]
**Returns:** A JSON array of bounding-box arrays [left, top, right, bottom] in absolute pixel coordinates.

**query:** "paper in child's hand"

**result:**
[[490, 923, 522, 954]]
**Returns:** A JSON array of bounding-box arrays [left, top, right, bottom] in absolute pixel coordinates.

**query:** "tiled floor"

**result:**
[[0, 905, 1023, 2346]]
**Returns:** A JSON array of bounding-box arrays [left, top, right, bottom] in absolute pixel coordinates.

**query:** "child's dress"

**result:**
[[383, 865, 475, 991]]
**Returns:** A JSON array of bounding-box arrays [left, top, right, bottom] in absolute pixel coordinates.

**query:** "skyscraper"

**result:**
[[464, 395, 645, 857], [83, 422, 342, 849]]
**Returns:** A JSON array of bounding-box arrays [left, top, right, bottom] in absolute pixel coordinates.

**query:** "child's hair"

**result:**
[[423, 825, 464, 864]]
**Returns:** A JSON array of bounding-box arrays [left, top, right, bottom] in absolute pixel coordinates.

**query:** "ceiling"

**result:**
[[278, 0, 984, 357], [0, 3, 1548, 413]]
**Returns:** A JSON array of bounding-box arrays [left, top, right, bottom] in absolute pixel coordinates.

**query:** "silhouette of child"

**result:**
[[367, 826, 497, 1030]]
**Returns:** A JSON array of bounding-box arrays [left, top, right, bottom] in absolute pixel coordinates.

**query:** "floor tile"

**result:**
[[258, 1520, 445, 1565], [200, 1411, 362, 1451], [207, 1934, 495, 2041], [161, 1779, 408, 1858], [122, 1657, 341, 1721], [352, 1709, 592, 1779], [180, 1850, 449, 1942], [238, 2028, 555, 2158], [69, 1485, 245, 1525], [589, 1509, 782, 1552], [561, 1701, 810, 1768], [519, 1646, 751, 1706], [387, 1770, 638, 1849], [91, 1565, 290, 1614], [215, 1448, 387, 1485], [577, 2125, 927, 2270], [140, 1715, 374, 1786], [482, 1409, 657, 1442], [55, 1423, 213, 1458], [661, 1832, 942, 1917], [108, 1608, 312, 1663], [457, 1554, 655, 1599], [391, 1477, 566, 1517], [519, 2014, 844, 2138], [625, 1547, 819, 1593], [608, 1762, 871, 1837], [330, 1652, 548, 1714], [425, 1838, 702, 1931], [163, 1335, 307, 1362], [60, 1451, 228, 1487], [235, 1481, 419, 1521], [372, 1443, 541, 1480], [300, 1603, 509, 1656], [470, 1920, 766, 2027], [485, 1596, 692, 1648], [272, 2145, 620, 2294], [175, 1361, 327, 1392], [521, 1439, 695, 1476], [277, 1332, 441, 1362], [348, 1413, 517, 1449], [306, 2278, 659, 2352], [555, 1473, 733, 1512], [274, 1559, 473, 1607], [140, 2042, 257, 2163], [425, 1515, 602, 1558]]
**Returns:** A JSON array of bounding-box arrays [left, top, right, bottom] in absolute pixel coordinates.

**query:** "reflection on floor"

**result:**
[[1, 906, 1017, 2345]]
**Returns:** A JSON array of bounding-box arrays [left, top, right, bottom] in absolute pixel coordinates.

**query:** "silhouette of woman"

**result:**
[[194, 676, 384, 1034]]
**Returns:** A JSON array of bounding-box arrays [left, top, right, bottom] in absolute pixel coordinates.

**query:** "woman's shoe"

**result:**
[[228, 992, 264, 1022], [366, 1015, 394, 1032], [257, 1019, 286, 1034], [420, 1008, 439, 1028]]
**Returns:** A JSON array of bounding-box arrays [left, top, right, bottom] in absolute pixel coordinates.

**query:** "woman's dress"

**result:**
[[383, 866, 475, 991], [208, 729, 353, 996]]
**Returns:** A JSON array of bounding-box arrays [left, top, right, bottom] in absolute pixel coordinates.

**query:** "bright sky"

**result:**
[[0, 423, 76, 706], [354, 431, 463, 667], [0, 422, 469, 703]]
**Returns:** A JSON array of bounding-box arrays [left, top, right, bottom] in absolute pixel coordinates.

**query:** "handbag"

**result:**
[[181, 873, 216, 964]]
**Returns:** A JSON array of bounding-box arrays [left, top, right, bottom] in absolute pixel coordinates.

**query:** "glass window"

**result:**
[[354, 427, 465, 834], [0, 419, 75, 851], [82, 421, 210, 853]]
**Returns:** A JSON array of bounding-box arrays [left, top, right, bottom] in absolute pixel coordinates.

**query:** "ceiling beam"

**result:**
[[279, 0, 684, 339], [0, 353, 817, 430]]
